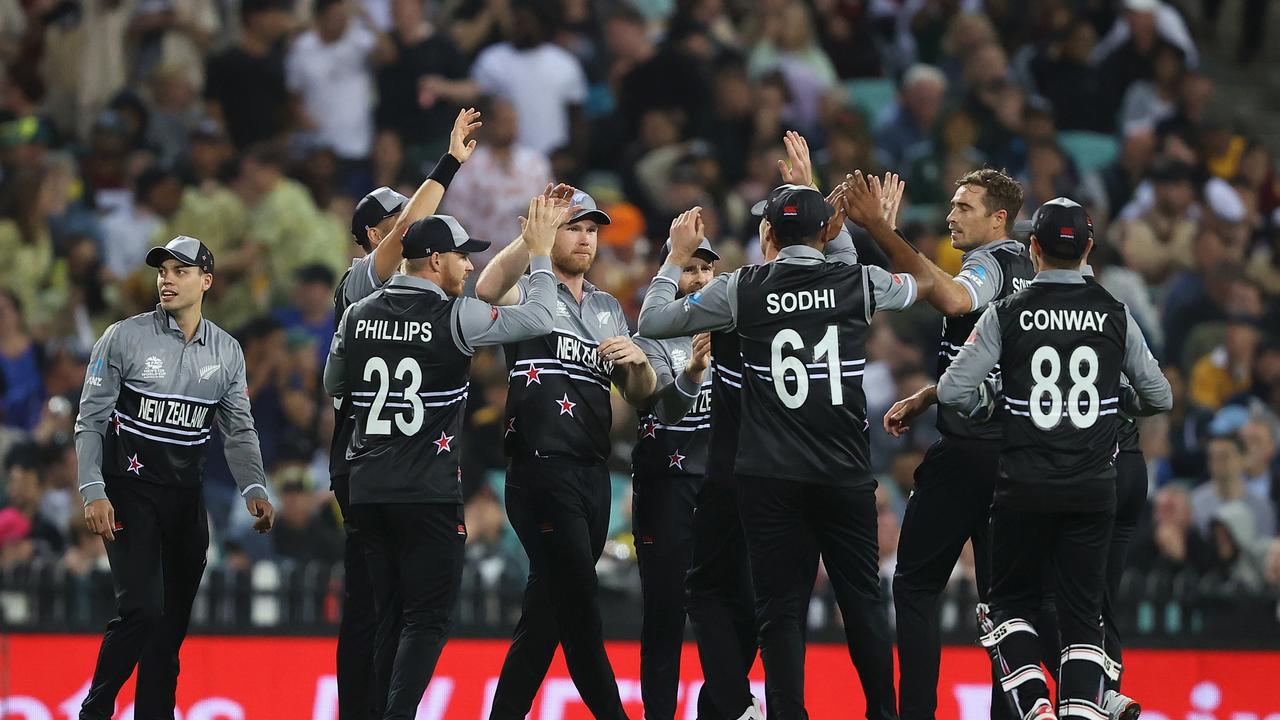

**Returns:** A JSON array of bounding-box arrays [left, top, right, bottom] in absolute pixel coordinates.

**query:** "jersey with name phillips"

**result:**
[[937, 239, 1034, 439], [632, 335, 713, 479], [338, 288, 471, 504], [503, 275, 630, 463]]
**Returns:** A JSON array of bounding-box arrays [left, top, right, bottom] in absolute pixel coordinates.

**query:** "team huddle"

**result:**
[[74, 109, 1171, 720]]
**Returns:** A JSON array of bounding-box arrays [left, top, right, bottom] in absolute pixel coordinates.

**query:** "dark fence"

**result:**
[[3, 559, 1278, 648]]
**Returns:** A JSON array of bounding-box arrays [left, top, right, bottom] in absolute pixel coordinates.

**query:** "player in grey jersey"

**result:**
[[75, 236, 275, 720]]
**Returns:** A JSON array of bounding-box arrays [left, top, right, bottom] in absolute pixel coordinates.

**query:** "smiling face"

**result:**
[[551, 219, 599, 276], [156, 259, 212, 313], [678, 255, 715, 297]]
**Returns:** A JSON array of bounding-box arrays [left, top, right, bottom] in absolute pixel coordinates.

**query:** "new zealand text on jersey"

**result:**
[[556, 334, 615, 376], [689, 385, 712, 415], [138, 396, 210, 429]]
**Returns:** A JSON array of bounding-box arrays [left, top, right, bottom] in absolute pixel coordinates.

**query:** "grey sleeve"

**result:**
[[343, 255, 389, 304], [865, 265, 919, 315], [453, 256, 557, 353], [637, 266, 737, 338], [937, 305, 1003, 418], [635, 336, 700, 423], [823, 223, 858, 266], [217, 344, 269, 501], [953, 249, 1005, 311], [74, 321, 126, 505], [324, 305, 352, 397], [1119, 307, 1172, 416]]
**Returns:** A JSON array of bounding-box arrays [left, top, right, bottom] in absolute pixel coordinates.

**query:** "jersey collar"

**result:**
[[961, 237, 1023, 261], [776, 245, 825, 263], [155, 305, 209, 345], [386, 273, 448, 298], [1032, 268, 1086, 284]]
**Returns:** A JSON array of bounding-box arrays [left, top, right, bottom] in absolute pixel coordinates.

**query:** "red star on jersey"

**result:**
[[126, 454, 144, 475], [641, 419, 658, 439], [111, 414, 123, 435], [433, 432, 455, 454], [556, 394, 576, 416], [524, 364, 543, 386], [505, 418, 517, 436], [668, 451, 686, 470]]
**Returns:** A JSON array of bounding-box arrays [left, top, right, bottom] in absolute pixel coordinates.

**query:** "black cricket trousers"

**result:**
[[892, 437, 1003, 720], [737, 475, 897, 720], [333, 472, 402, 720], [489, 456, 627, 720], [984, 500, 1114, 720], [632, 471, 700, 720], [685, 478, 759, 720], [80, 476, 208, 720], [350, 502, 467, 720]]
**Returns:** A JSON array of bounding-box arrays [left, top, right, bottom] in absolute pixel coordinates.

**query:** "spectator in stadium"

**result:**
[[374, 0, 468, 160], [1095, 0, 1195, 125], [875, 63, 947, 171], [272, 263, 336, 369], [100, 166, 182, 281], [746, 0, 838, 135], [1192, 433, 1276, 539], [285, 0, 391, 179], [0, 165, 60, 325], [1102, 124, 1158, 216], [270, 467, 342, 567], [145, 65, 208, 169], [0, 442, 65, 565], [203, 0, 293, 150], [444, 96, 551, 266], [239, 143, 349, 290], [1206, 500, 1268, 592], [1240, 416, 1278, 521], [1030, 19, 1108, 133], [1117, 159, 1198, 284], [0, 289, 45, 431], [436, 0, 587, 157], [1188, 315, 1261, 411], [1118, 42, 1186, 131], [1129, 484, 1213, 577]]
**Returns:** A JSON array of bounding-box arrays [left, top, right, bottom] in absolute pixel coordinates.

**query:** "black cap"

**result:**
[[1030, 197, 1093, 260], [567, 190, 612, 225], [351, 186, 408, 242], [146, 235, 215, 273], [402, 215, 491, 258], [660, 237, 720, 263], [750, 184, 835, 241]]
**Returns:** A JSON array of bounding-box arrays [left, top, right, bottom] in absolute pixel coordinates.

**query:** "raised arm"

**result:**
[[370, 108, 482, 283], [638, 208, 737, 338], [453, 196, 568, 347], [475, 184, 575, 306], [843, 171, 936, 301]]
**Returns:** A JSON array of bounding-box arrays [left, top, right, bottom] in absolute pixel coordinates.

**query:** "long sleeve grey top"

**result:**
[[75, 307, 268, 506], [638, 244, 918, 339], [324, 255, 558, 397], [633, 335, 705, 423], [936, 269, 1173, 419]]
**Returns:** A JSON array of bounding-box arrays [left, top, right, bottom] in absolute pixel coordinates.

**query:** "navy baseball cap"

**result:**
[[146, 235, 214, 273], [351, 186, 408, 242], [567, 190, 612, 226], [750, 184, 835, 241], [660, 237, 720, 263], [402, 215, 491, 258], [1030, 197, 1093, 260]]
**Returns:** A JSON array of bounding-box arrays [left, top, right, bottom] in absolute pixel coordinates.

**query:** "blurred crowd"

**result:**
[[1, 0, 1280, 615]]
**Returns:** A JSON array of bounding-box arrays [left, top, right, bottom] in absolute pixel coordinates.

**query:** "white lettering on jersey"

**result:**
[[555, 334, 615, 376], [1018, 309, 1108, 332], [765, 289, 836, 314], [138, 396, 210, 429], [354, 319, 434, 343]]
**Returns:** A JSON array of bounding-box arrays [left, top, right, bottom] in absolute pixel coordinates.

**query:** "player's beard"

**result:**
[[552, 246, 594, 276]]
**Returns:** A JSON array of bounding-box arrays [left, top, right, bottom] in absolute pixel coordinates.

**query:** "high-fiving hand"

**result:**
[[519, 194, 572, 256], [448, 108, 483, 163], [778, 130, 817, 188]]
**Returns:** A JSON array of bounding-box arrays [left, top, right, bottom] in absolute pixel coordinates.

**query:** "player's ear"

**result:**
[[202, 271, 214, 292]]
